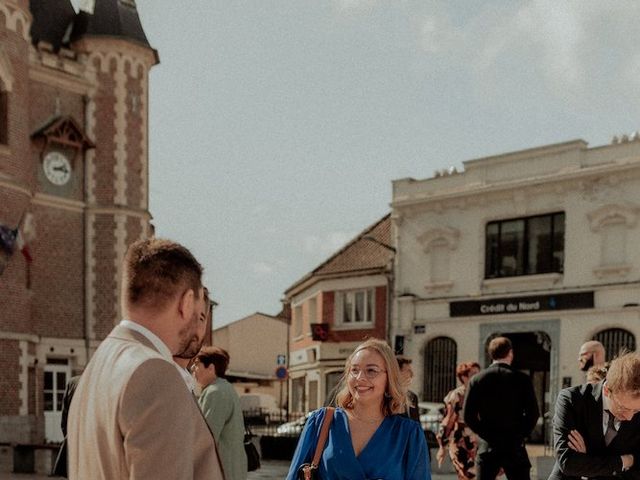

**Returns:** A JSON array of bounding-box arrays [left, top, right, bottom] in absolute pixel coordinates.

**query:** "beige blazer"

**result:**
[[68, 325, 225, 480]]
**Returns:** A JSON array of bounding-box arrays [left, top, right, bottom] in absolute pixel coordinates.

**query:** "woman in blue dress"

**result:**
[[286, 338, 431, 480]]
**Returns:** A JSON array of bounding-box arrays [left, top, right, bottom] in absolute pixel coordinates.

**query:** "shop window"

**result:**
[[291, 376, 306, 415], [325, 371, 343, 403], [335, 289, 374, 326], [485, 212, 564, 278], [423, 336, 457, 402], [593, 328, 636, 361]]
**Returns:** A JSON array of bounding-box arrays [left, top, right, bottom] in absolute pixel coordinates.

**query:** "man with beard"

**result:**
[[578, 341, 606, 375], [174, 287, 211, 395], [67, 238, 224, 480]]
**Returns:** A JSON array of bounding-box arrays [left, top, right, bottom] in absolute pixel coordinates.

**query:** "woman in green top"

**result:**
[[194, 346, 248, 480]]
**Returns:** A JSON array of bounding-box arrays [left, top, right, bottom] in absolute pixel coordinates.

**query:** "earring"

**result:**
[[384, 392, 391, 399]]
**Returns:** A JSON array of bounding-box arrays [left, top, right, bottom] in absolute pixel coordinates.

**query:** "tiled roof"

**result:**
[[286, 214, 393, 295]]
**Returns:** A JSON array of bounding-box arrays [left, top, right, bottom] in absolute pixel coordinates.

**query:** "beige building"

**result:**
[[391, 136, 640, 442], [213, 312, 289, 406], [283, 215, 393, 414]]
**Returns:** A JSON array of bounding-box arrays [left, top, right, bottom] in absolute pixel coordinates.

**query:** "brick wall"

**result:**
[[31, 205, 84, 337], [0, 339, 21, 415]]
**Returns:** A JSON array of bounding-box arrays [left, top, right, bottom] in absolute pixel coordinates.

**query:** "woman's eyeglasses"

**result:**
[[348, 367, 387, 380]]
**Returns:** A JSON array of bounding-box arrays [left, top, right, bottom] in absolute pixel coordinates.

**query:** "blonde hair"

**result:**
[[606, 351, 640, 397], [335, 338, 407, 416]]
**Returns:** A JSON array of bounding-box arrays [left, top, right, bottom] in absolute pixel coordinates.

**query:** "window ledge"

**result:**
[[593, 264, 631, 279], [424, 281, 454, 294], [482, 273, 563, 293]]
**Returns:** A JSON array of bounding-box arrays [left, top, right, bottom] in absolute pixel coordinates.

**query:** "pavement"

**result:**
[[1, 444, 553, 479], [2, 458, 460, 480]]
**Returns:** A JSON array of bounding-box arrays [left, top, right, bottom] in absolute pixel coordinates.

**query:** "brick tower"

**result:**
[[0, 0, 157, 444]]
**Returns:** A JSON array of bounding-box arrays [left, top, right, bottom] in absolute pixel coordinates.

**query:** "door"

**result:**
[[44, 364, 70, 443]]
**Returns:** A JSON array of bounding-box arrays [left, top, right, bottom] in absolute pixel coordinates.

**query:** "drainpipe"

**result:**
[[82, 94, 91, 366]]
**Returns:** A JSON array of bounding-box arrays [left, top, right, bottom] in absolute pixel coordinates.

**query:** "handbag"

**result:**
[[244, 424, 260, 472], [297, 407, 335, 480]]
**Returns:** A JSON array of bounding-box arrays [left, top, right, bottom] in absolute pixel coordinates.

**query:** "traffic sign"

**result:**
[[276, 354, 286, 365], [275, 366, 288, 380]]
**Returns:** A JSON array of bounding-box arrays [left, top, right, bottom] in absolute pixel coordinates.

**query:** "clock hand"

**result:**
[[53, 166, 69, 173]]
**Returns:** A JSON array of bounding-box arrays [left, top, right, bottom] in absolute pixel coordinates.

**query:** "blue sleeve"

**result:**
[[285, 409, 326, 480], [405, 421, 431, 480]]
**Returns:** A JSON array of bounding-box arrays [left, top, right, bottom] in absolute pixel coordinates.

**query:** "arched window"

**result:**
[[593, 328, 636, 361], [423, 336, 457, 402]]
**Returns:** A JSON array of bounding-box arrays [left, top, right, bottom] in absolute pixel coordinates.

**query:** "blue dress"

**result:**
[[286, 407, 431, 480]]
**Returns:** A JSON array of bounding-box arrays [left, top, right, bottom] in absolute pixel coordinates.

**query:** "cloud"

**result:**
[[414, 2, 640, 106], [332, 0, 379, 15], [303, 231, 356, 257], [251, 262, 274, 276]]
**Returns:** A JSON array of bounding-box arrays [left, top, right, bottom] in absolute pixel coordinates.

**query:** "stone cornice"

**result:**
[[29, 58, 92, 95], [0, 175, 32, 196], [393, 159, 640, 213], [32, 192, 84, 212], [87, 205, 151, 220]]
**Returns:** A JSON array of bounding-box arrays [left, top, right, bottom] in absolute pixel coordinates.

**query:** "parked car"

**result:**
[[418, 401, 445, 449], [275, 413, 310, 436]]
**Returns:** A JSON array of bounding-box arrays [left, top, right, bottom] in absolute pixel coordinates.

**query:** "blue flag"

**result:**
[[0, 225, 17, 255]]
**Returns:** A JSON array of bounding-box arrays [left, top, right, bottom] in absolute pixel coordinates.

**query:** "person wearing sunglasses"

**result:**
[[286, 338, 431, 480], [549, 351, 640, 479]]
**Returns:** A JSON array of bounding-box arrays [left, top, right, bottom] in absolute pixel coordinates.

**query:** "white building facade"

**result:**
[[391, 137, 640, 442]]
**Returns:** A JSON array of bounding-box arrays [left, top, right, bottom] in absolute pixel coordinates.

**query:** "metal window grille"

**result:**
[[593, 328, 636, 361], [423, 337, 457, 402]]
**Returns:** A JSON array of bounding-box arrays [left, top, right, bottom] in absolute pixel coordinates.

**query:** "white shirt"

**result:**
[[119, 319, 173, 362], [602, 389, 622, 435], [178, 366, 198, 394]]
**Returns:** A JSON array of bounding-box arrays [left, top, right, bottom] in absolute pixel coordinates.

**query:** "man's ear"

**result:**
[[178, 288, 195, 321], [603, 383, 610, 398]]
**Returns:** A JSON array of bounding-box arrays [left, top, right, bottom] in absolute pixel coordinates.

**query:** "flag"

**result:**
[[17, 213, 35, 263], [16, 231, 32, 263], [0, 224, 17, 255]]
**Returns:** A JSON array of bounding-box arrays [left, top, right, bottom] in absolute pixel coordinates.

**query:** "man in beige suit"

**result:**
[[67, 238, 224, 480]]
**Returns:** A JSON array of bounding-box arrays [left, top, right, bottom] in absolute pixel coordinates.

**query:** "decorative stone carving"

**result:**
[[418, 227, 460, 252], [587, 204, 639, 232]]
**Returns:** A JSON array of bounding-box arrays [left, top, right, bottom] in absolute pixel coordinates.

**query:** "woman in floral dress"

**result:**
[[436, 362, 481, 479]]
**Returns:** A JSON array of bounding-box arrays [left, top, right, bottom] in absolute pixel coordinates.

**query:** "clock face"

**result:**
[[43, 151, 72, 186]]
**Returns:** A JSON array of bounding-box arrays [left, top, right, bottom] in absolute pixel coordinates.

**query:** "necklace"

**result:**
[[349, 409, 384, 425]]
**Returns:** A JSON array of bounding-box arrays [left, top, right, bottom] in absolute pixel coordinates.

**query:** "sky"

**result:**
[[133, 0, 640, 327]]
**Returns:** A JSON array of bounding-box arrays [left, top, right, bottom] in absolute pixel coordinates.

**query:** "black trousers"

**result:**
[[476, 444, 531, 480]]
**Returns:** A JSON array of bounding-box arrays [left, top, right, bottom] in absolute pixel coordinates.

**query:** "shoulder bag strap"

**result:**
[[312, 407, 335, 467]]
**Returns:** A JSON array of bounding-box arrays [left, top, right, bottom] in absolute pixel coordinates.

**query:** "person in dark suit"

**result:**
[[51, 375, 81, 477], [548, 351, 640, 479], [397, 356, 420, 422], [463, 336, 539, 480]]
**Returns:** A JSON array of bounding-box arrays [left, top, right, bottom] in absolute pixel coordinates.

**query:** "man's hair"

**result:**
[[456, 361, 481, 382], [336, 338, 407, 416], [396, 355, 412, 369], [123, 238, 203, 310], [586, 364, 608, 383], [196, 346, 230, 378], [488, 336, 512, 361], [605, 352, 640, 397]]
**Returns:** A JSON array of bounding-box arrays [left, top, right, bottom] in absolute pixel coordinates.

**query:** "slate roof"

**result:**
[[29, 0, 153, 52], [70, 0, 151, 48], [285, 214, 393, 296], [29, 0, 76, 51]]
